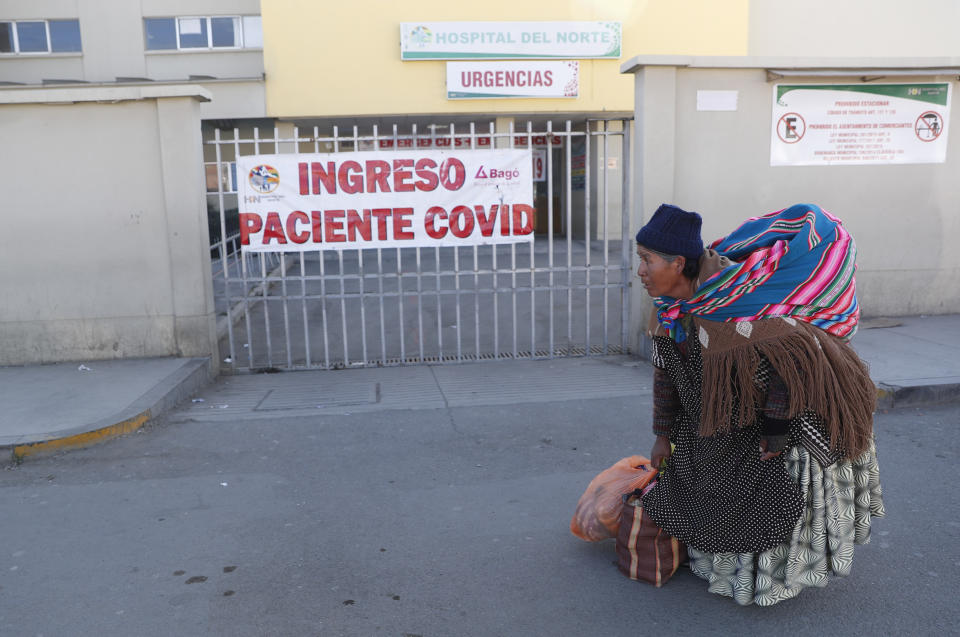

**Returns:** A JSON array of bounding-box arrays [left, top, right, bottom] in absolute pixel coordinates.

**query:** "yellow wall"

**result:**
[[263, 0, 749, 118]]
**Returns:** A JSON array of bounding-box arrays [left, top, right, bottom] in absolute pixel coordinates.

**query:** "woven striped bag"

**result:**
[[615, 488, 687, 587]]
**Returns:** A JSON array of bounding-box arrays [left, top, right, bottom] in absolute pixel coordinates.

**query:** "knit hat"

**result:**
[[635, 204, 703, 260]]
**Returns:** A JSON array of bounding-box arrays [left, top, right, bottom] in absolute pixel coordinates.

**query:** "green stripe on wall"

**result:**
[[403, 51, 618, 60], [777, 83, 949, 106], [448, 91, 520, 99]]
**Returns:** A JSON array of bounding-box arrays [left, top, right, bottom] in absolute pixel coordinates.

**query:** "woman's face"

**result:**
[[636, 245, 687, 298]]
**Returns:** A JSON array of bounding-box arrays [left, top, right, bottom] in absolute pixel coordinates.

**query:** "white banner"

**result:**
[[401, 21, 621, 60], [237, 150, 534, 252], [771, 83, 951, 166], [447, 61, 578, 99]]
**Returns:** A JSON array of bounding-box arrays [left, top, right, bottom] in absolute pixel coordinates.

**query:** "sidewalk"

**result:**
[[2, 314, 958, 463], [0, 357, 211, 462]]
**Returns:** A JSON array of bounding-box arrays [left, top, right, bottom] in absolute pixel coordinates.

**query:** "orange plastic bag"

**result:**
[[570, 455, 657, 541]]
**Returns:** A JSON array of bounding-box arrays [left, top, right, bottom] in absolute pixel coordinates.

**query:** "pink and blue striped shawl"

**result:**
[[654, 204, 860, 342]]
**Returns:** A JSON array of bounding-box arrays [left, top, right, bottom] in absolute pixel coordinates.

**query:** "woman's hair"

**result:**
[[642, 246, 701, 280]]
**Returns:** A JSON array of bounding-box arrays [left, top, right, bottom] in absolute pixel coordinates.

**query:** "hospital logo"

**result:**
[[408, 25, 432, 47], [248, 165, 279, 194]]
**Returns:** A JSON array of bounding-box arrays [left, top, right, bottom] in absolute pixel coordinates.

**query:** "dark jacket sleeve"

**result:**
[[760, 370, 791, 452], [653, 366, 679, 437]]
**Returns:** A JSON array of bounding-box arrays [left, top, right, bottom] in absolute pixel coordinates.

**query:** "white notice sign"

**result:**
[[447, 61, 578, 99], [697, 90, 738, 112], [771, 83, 951, 166]]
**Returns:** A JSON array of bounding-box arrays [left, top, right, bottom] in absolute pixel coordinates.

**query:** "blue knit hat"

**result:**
[[635, 204, 703, 260]]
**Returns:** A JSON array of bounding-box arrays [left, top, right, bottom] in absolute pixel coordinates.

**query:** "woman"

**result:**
[[635, 203, 884, 606]]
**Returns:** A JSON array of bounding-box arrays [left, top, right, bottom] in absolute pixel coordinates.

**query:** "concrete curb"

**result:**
[[875, 381, 960, 410], [3, 352, 957, 465], [4, 357, 212, 464]]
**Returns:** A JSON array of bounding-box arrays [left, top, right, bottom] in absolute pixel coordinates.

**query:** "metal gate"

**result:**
[[206, 119, 632, 371]]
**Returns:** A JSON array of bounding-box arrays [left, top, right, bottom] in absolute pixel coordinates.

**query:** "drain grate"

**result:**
[[225, 345, 627, 373], [254, 383, 380, 410]]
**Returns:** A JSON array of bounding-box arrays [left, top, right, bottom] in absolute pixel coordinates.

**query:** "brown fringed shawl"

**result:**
[[691, 317, 875, 457]]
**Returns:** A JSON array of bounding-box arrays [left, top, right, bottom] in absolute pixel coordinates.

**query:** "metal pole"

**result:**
[[507, 121, 518, 360], [276, 124, 293, 368], [412, 123, 425, 362], [452, 124, 462, 361], [253, 126, 274, 367], [621, 119, 632, 352], [393, 124, 406, 364], [565, 120, 573, 357], [234, 127, 253, 369], [300, 126, 319, 367], [602, 120, 610, 354], [545, 121, 555, 358], [471, 122, 480, 359], [213, 127, 236, 371], [584, 120, 592, 356]]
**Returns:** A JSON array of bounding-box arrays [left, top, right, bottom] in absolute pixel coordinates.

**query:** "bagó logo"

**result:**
[[408, 25, 432, 47], [475, 165, 521, 180], [248, 165, 279, 194]]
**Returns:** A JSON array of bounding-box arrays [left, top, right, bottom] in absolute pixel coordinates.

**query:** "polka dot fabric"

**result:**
[[644, 332, 804, 553]]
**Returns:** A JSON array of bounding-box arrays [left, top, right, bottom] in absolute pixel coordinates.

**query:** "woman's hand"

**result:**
[[758, 438, 783, 461], [651, 435, 672, 469]]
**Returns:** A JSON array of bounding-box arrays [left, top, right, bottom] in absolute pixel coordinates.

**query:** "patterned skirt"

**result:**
[[687, 440, 884, 606]]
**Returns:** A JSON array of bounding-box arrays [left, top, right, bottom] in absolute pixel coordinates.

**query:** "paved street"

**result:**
[[2, 357, 958, 636]]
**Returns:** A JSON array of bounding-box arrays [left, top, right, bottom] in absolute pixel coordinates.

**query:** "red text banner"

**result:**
[[237, 149, 534, 252], [375, 135, 563, 149]]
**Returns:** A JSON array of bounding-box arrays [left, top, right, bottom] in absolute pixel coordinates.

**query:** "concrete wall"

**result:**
[[748, 0, 960, 58], [622, 57, 960, 354], [0, 85, 218, 366], [144, 50, 262, 83], [195, 80, 265, 120]]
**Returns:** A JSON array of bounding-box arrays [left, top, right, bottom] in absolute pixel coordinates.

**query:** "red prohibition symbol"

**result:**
[[777, 112, 806, 143], [915, 111, 943, 142]]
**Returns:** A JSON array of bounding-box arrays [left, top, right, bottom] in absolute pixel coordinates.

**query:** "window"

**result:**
[[210, 17, 238, 47], [16, 21, 47, 52], [177, 17, 208, 48], [0, 23, 12, 53], [144, 16, 262, 51], [49, 20, 82, 52], [0, 19, 82, 54], [205, 162, 238, 193], [143, 18, 176, 50]]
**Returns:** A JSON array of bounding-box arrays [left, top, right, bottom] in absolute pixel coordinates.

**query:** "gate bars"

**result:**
[[208, 119, 632, 371]]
